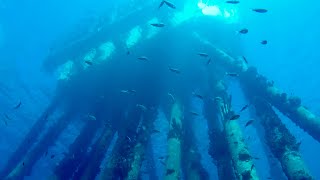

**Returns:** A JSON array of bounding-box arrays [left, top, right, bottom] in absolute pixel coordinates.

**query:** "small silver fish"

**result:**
[[137, 56, 149, 61], [150, 23, 165, 27], [168, 93, 175, 102], [136, 104, 147, 111], [190, 111, 200, 116], [87, 115, 96, 121], [252, 8, 268, 13], [261, 40, 268, 45], [197, 52, 209, 57], [226, 0, 240, 4], [230, 114, 240, 120], [245, 119, 254, 127], [168, 67, 181, 74], [192, 92, 204, 100], [85, 60, 93, 65], [163, 1, 176, 9], [226, 72, 239, 77]]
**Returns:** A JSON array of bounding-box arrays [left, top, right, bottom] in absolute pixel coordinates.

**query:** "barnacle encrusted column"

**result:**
[[212, 79, 259, 180], [250, 97, 313, 180], [99, 110, 147, 179], [165, 101, 183, 180], [5, 111, 75, 180], [204, 80, 236, 180], [51, 118, 101, 180], [194, 33, 320, 143], [126, 111, 155, 180], [73, 125, 114, 180], [0, 102, 58, 179]]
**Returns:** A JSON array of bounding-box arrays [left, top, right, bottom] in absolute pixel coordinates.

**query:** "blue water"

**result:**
[[1, 0, 320, 179]]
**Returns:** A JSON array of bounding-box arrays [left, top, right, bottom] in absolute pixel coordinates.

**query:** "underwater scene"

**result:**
[[1, 0, 320, 179]]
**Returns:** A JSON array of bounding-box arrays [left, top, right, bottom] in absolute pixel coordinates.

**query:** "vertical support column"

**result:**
[[51, 118, 101, 180], [165, 101, 183, 180], [4, 110, 75, 180]]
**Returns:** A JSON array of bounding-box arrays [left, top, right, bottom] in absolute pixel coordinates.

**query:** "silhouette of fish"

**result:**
[[252, 8, 268, 13], [14, 101, 22, 109]]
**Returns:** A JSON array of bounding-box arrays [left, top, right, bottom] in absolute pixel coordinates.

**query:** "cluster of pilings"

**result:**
[[1, 4, 319, 180]]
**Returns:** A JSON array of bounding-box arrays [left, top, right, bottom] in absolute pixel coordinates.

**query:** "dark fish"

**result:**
[[193, 92, 204, 100], [4, 114, 12, 121], [190, 111, 200, 116], [226, 0, 240, 4], [239, 28, 248, 34], [245, 120, 254, 127], [159, 160, 166, 166], [166, 169, 175, 175], [164, 1, 176, 9], [84, 60, 93, 65], [267, 177, 272, 179], [137, 56, 149, 61], [158, 156, 166, 160], [197, 52, 209, 57], [226, 72, 239, 77], [250, 164, 254, 171], [230, 114, 240, 120], [150, 23, 165, 27], [14, 101, 22, 109], [252, 8, 268, 13], [152, 129, 161, 133], [50, 155, 55, 159], [158, 0, 165, 8], [45, 151, 48, 157], [253, 157, 260, 160], [168, 67, 181, 74], [261, 40, 268, 45], [206, 58, 212, 65], [242, 56, 248, 64], [3, 119, 8, 126], [126, 50, 130, 55], [240, 104, 249, 112], [22, 162, 25, 166]]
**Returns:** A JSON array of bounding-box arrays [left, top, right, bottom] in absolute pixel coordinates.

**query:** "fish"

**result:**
[[230, 114, 240, 120], [240, 104, 249, 112], [242, 56, 248, 64], [197, 52, 209, 57], [45, 151, 48, 157], [245, 120, 254, 127], [193, 92, 204, 100], [267, 177, 272, 179], [206, 58, 212, 65], [50, 155, 55, 159], [120, 90, 130, 94], [2, 119, 8, 126], [166, 169, 175, 175], [158, 0, 165, 8], [4, 114, 12, 121], [129, 89, 137, 94], [252, 8, 268, 13], [84, 60, 93, 65], [87, 115, 96, 121], [150, 23, 165, 27], [226, 0, 240, 4], [159, 160, 166, 166], [190, 111, 200, 116], [163, 1, 176, 9], [126, 50, 130, 55], [253, 157, 260, 160], [152, 129, 161, 133], [261, 40, 268, 45], [250, 164, 254, 171], [226, 72, 239, 77], [14, 101, 22, 109], [168, 67, 181, 74], [22, 162, 25, 166], [168, 93, 175, 102], [136, 104, 148, 111], [137, 56, 149, 61], [238, 28, 248, 34], [126, 136, 132, 142]]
